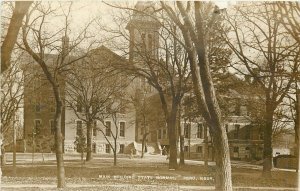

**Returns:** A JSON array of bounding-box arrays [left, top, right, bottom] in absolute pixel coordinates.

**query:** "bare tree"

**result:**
[[97, 108, 128, 166], [274, 2, 300, 45], [65, 47, 129, 162], [223, 2, 300, 178], [274, 1, 300, 173], [0, 56, 24, 168], [103, 2, 191, 169], [18, 2, 96, 188], [161, 2, 233, 190]]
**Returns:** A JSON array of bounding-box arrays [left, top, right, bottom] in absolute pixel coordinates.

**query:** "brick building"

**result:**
[[22, 46, 137, 154], [22, 1, 266, 161]]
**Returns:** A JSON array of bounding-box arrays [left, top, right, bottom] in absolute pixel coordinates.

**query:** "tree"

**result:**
[[274, 1, 300, 172], [74, 128, 86, 177], [223, 2, 300, 178], [65, 47, 129, 162], [104, 2, 191, 169], [97, 109, 128, 166], [131, 90, 151, 158], [274, 2, 300, 45], [0, 57, 24, 167], [18, 2, 96, 187], [1, 1, 32, 72], [161, 2, 233, 190]]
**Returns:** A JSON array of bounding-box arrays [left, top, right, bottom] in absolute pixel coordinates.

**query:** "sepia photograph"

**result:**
[[0, 1, 299, 190]]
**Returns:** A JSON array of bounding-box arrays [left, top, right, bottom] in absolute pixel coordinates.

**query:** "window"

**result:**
[[197, 123, 203, 138], [233, 147, 239, 152], [76, 97, 82, 112], [34, 75, 42, 91], [184, 146, 189, 152], [163, 129, 167, 139], [50, 120, 55, 135], [34, 119, 42, 135], [184, 124, 190, 138], [259, 132, 264, 140], [140, 127, 143, 135], [240, 105, 248, 116], [105, 121, 111, 136], [119, 144, 124, 154], [35, 102, 41, 112], [234, 124, 240, 139], [93, 121, 97, 136], [225, 124, 228, 133], [50, 97, 55, 113], [148, 34, 153, 51], [120, 122, 125, 137], [92, 143, 96, 153], [76, 121, 82, 136], [158, 129, 161, 139], [105, 144, 111, 153], [235, 102, 241, 115], [245, 126, 250, 140], [197, 146, 203, 153]]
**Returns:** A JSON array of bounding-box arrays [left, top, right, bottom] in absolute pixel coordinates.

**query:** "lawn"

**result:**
[[1, 154, 298, 190]]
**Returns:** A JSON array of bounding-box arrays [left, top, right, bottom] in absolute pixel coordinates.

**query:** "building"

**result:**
[[22, 44, 137, 154], [21, 2, 271, 162], [124, 2, 264, 161]]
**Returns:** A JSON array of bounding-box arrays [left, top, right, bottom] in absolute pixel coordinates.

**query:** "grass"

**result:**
[[1, 154, 298, 190]]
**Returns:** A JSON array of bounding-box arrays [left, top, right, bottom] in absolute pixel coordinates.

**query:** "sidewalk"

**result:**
[[1, 183, 298, 191]]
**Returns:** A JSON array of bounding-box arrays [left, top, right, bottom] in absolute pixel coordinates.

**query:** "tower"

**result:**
[[126, 1, 161, 63], [126, 2, 161, 143]]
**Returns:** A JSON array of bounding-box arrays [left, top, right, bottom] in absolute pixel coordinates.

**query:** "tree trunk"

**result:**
[[210, 121, 232, 191], [295, 90, 299, 172], [1, 1, 32, 72], [262, 100, 274, 178], [13, 123, 16, 176], [54, 98, 65, 188], [204, 125, 208, 166], [178, 107, 184, 165], [169, 2, 233, 189], [21, 23, 66, 188], [167, 103, 179, 170], [141, 133, 149, 158], [179, 135, 184, 165], [113, 139, 117, 166], [1, 147, 5, 166], [86, 121, 93, 161], [32, 139, 35, 165], [113, 150, 117, 166], [141, 137, 145, 158]]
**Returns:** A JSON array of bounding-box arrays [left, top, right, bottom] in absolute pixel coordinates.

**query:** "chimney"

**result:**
[[62, 36, 69, 57]]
